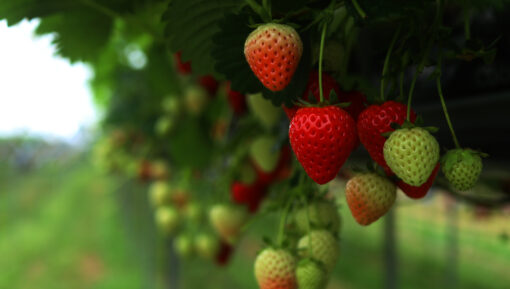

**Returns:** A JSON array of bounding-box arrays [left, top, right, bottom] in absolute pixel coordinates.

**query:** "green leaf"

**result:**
[[162, 0, 239, 76], [35, 8, 113, 62], [345, 0, 435, 25], [212, 11, 312, 106], [0, 0, 78, 26]]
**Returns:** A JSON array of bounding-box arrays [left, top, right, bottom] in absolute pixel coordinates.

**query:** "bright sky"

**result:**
[[0, 20, 97, 142]]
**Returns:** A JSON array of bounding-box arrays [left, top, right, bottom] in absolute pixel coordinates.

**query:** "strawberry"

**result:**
[[170, 189, 189, 210], [231, 181, 267, 213], [174, 51, 191, 75], [296, 259, 328, 289], [254, 248, 297, 289], [195, 233, 219, 260], [226, 82, 247, 116], [215, 240, 234, 266], [289, 106, 357, 184], [254, 145, 292, 185], [184, 202, 202, 223], [149, 181, 171, 207], [247, 93, 281, 128], [398, 163, 440, 199], [294, 200, 341, 234], [297, 230, 339, 273], [250, 136, 281, 173], [155, 206, 180, 235], [198, 75, 219, 97], [283, 71, 341, 120], [357, 101, 416, 174], [174, 234, 194, 258], [345, 173, 396, 226], [209, 204, 248, 244], [244, 23, 303, 91], [384, 127, 440, 186], [441, 148, 484, 191], [184, 86, 208, 115], [341, 91, 367, 121]]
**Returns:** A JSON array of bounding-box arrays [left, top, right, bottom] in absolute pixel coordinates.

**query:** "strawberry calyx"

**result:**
[[381, 119, 439, 137]]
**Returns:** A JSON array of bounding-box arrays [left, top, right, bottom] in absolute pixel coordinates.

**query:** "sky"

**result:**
[[0, 20, 98, 142]]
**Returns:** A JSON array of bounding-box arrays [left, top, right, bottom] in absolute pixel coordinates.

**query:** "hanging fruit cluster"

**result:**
[[5, 0, 504, 288]]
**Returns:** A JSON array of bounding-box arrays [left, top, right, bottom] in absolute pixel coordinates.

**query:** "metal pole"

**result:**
[[384, 208, 398, 289]]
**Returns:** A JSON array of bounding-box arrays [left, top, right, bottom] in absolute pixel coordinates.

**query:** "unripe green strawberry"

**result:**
[[162, 95, 180, 114], [155, 115, 175, 136], [244, 23, 303, 91], [155, 206, 180, 235], [184, 86, 208, 115], [149, 181, 171, 207], [209, 204, 248, 244], [294, 201, 341, 234], [194, 233, 219, 260], [296, 259, 328, 289], [383, 127, 440, 186], [247, 93, 281, 128], [345, 173, 396, 226], [254, 248, 297, 289], [174, 234, 194, 258], [250, 135, 281, 173], [441, 148, 483, 191], [297, 230, 339, 273], [184, 202, 202, 223]]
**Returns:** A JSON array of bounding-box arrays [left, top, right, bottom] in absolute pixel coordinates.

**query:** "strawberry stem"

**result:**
[[277, 200, 292, 247], [351, 0, 367, 19], [380, 26, 401, 102], [318, 22, 328, 104], [436, 60, 461, 149], [464, 9, 471, 40]]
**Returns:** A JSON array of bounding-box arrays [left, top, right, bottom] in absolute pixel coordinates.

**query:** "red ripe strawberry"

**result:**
[[283, 71, 340, 120], [398, 163, 440, 199], [198, 75, 219, 97], [357, 101, 416, 174], [231, 181, 267, 213], [341, 91, 367, 121], [244, 23, 303, 91], [174, 51, 192, 75], [226, 82, 247, 116], [289, 106, 357, 185], [215, 240, 234, 266]]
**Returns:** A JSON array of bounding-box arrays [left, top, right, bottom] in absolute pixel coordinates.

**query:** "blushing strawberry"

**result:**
[[398, 163, 440, 199], [174, 51, 191, 75], [244, 23, 303, 91], [209, 204, 248, 244], [289, 106, 357, 185], [357, 101, 416, 174], [383, 127, 440, 186], [345, 173, 396, 226], [254, 248, 297, 289]]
